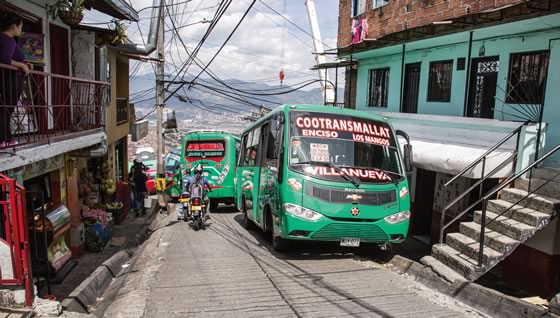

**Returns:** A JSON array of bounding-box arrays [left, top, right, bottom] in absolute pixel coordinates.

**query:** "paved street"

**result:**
[[95, 208, 486, 318]]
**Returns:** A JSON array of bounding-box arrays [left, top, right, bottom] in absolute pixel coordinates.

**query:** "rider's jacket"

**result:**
[[183, 176, 210, 197]]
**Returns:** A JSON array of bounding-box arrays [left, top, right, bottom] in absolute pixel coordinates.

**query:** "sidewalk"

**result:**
[[44, 200, 159, 301]]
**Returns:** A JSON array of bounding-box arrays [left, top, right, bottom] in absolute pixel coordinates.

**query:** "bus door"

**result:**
[[258, 115, 284, 231], [241, 126, 262, 225], [255, 122, 271, 227]]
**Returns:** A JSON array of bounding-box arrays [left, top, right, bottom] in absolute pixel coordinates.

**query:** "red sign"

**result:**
[[186, 143, 224, 151]]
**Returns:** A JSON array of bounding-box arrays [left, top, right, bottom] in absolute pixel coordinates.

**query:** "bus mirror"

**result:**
[[403, 144, 413, 173]]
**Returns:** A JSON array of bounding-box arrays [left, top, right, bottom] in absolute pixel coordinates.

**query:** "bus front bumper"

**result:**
[[277, 213, 409, 244]]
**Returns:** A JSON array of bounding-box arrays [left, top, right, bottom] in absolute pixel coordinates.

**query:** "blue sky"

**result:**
[[84, 0, 341, 89]]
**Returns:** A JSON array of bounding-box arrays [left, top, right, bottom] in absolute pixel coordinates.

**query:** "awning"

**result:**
[[84, 0, 139, 21], [409, 139, 514, 178]]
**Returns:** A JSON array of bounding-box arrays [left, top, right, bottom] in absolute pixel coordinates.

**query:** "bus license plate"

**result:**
[[340, 238, 360, 247], [191, 206, 202, 211]]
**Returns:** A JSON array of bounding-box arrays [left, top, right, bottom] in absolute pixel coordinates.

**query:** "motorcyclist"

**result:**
[[188, 164, 212, 219]]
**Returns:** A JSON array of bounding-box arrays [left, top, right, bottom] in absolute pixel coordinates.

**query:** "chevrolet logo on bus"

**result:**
[[346, 194, 362, 202], [351, 207, 360, 216]]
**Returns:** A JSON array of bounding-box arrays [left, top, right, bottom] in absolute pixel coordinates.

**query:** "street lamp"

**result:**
[[165, 19, 212, 33]]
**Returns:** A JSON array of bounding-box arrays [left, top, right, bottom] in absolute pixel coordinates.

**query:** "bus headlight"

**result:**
[[384, 211, 411, 224], [283, 203, 322, 221]]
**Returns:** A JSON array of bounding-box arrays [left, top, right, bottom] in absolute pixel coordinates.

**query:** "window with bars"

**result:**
[[506, 51, 549, 104], [373, 0, 390, 9], [352, 0, 366, 16], [367, 68, 390, 107], [427, 60, 453, 102]]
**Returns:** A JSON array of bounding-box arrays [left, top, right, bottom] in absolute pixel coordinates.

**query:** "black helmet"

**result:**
[[193, 164, 203, 176]]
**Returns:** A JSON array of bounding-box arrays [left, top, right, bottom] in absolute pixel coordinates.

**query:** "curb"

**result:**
[[61, 199, 163, 314], [387, 255, 558, 318]]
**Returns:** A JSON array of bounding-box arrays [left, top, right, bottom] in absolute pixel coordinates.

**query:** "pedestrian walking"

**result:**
[[133, 159, 148, 217], [128, 166, 136, 213]]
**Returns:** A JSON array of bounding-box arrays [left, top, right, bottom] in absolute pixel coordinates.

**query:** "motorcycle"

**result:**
[[177, 191, 190, 221], [188, 183, 208, 231]]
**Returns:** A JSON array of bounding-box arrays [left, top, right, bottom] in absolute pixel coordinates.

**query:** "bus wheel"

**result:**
[[210, 201, 219, 211], [272, 235, 289, 253]]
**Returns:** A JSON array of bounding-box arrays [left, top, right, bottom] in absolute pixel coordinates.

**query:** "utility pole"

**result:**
[[156, 9, 165, 176], [305, 0, 335, 105]]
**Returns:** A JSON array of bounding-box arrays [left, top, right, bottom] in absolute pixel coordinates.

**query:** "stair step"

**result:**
[[500, 188, 560, 215], [474, 210, 536, 241], [487, 199, 552, 227], [446, 233, 504, 269], [420, 255, 467, 283], [431, 244, 486, 281], [533, 167, 560, 182], [515, 177, 560, 199], [460, 222, 519, 254]]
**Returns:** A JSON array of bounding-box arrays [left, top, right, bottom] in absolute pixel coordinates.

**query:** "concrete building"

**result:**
[[0, 0, 138, 306], [337, 0, 560, 297]]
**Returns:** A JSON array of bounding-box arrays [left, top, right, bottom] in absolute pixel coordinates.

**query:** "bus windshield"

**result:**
[[289, 111, 403, 183], [165, 152, 181, 171]]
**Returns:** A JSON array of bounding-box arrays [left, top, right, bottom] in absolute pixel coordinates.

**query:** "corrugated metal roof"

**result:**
[[84, 0, 139, 21]]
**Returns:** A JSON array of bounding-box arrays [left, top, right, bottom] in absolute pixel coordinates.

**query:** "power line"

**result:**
[[189, 0, 257, 87], [163, 0, 259, 109], [164, 0, 233, 98], [137, 0, 192, 13], [258, 0, 333, 50]]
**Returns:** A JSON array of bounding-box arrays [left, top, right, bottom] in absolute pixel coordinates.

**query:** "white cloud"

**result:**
[[84, 0, 342, 90]]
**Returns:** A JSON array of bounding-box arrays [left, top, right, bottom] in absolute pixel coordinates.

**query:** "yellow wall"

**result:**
[[106, 50, 130, 145]]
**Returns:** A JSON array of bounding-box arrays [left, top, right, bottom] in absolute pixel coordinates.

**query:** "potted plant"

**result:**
[[110, 19, 128, 45], [47, 0, 85, 26]]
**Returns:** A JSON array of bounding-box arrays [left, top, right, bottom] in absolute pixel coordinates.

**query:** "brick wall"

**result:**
[[338, 0, 527, 48]]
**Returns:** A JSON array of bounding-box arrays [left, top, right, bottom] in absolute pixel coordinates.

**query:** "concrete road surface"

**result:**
[[94, 208, 486, 318]]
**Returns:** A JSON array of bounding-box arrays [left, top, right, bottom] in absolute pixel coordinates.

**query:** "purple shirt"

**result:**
[[0, 33, 24, 65]]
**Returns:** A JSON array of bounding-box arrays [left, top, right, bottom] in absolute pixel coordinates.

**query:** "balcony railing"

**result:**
[[0, 63, 109, 150], [116, 97, 128, 125]]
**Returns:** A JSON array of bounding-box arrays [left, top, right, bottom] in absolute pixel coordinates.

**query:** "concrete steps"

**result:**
[[515, 177, 560, 199], [473, 210, 537, 241], [428, 164, 560, 283], [459, 222, 519, 254], [431, 244, 486, 281], [500, 188, 560, 215], [486, 199, 551, 228], [446, 232, 504, 268], [533, 167, 560, 182]]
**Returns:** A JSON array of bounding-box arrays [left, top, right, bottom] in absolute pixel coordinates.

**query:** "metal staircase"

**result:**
[[422, 123, 560, 281]]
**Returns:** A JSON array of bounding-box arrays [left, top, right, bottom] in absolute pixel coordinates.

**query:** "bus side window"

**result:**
[[239, 134, 249, 167], [267, 121, 277, 160], [247, 126, 261, 166], [243, 131, 254, 167]]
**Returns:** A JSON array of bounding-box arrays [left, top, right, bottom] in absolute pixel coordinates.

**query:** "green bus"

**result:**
[[236, 104, 413, 252], [181, 130, 240, 210]]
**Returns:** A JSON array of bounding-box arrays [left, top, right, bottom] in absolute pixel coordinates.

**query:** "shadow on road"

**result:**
[[229, 213, 392, 261], [207, 213, 401, 317]]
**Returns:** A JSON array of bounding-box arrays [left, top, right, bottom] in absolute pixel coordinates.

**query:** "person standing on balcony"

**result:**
[[0, 12, 30, 147]]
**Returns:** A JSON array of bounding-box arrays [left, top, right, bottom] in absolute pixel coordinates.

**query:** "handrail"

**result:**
[[444, 120, 530, 187], [0, 63, 110, 85], [439, 120, 530, 244], [482, 145, 560, 201], [477, 144, 560, 266], [444, 152, 517, 212]]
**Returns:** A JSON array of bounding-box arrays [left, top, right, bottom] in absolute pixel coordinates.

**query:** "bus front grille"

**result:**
[[306, 184, 396, 206], [311, 223, 389, 242]]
